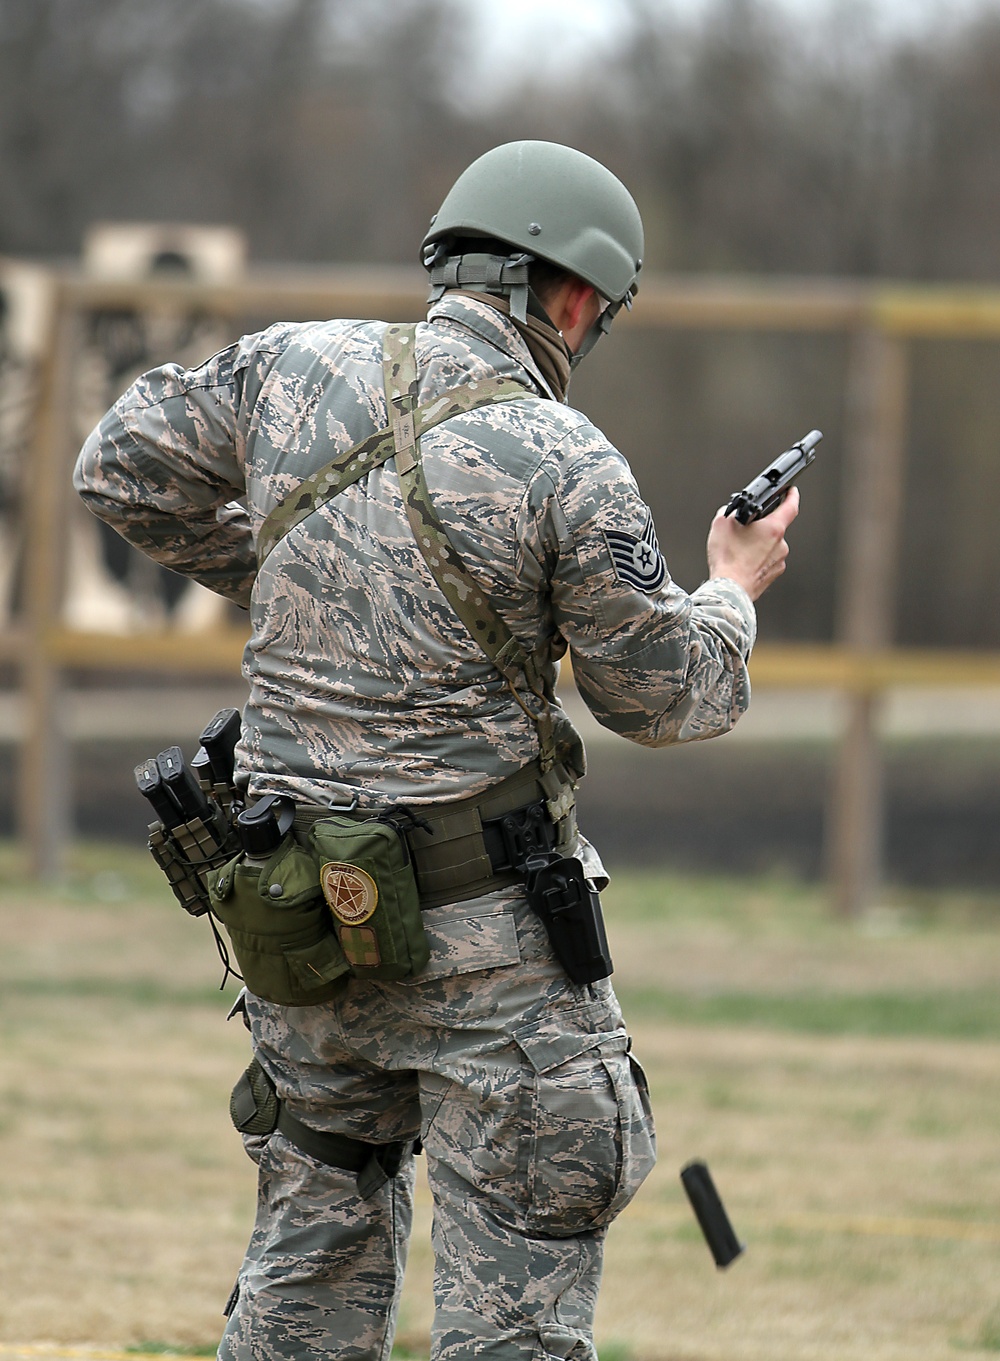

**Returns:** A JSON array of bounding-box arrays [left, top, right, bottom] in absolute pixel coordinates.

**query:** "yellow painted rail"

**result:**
[[16, 629, 1000, 694], [57, 269, 1000, 338], [747, 645, 1000, 691]]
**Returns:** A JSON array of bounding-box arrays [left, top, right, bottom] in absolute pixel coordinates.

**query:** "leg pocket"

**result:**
[[516, 1021, 656, 1238]]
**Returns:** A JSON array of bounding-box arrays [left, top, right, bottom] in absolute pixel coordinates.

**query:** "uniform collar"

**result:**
[[426, 292, 565, 403]]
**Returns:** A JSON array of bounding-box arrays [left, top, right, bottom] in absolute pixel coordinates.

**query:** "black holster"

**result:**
[[523, 852, 613, 985]]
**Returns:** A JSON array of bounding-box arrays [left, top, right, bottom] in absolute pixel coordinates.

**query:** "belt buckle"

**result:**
[[494, 801, 556, 874]]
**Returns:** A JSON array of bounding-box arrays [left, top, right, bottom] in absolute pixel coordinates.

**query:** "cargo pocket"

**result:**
[[514, 1017, 656, 1237]]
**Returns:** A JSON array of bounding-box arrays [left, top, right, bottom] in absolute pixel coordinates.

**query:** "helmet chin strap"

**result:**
[[568, 289, 634, 369]]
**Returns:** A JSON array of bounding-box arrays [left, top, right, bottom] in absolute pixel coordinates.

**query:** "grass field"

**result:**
[[2, 843, 1000, 1359]]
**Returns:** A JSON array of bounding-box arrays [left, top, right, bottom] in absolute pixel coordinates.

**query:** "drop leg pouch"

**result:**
[[208, 837, 350, 1006], [307, 815, 430, 981]]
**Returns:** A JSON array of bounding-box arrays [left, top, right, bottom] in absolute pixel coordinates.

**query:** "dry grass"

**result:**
[[2, 845, 1000, 1359]]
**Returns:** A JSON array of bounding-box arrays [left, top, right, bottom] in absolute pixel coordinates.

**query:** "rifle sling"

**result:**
[[381, 325, 563, 781]]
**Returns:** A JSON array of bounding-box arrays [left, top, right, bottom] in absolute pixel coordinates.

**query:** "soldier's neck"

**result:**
[[448, 290, 572, 402]]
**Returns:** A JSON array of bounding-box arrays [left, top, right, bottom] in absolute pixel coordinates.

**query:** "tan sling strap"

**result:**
[[382, 325, 575, 819]]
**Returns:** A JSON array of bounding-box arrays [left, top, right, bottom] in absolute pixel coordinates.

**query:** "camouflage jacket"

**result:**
[[74, 293, 756, 810]]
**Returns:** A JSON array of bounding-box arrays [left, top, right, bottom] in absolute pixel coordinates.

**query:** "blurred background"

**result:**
[[7, 6, 1000, 1360], [4, 0, 1000, 908]]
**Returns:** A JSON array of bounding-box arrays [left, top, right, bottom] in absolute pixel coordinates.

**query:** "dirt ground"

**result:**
[[2, 845, 1000, 1359]]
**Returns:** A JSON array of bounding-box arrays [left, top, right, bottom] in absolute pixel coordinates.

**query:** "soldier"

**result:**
[[75, 141, 798, 1361]]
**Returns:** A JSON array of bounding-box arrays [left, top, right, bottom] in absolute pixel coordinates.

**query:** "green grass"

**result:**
[[5, 843, 1000, 1359], [0, 838, 167, 897], [618, 984, 1000, 1039], [600, 866, 1000, 1039], [1, 974, 235, 1006], [602, 865, 1000, 934]]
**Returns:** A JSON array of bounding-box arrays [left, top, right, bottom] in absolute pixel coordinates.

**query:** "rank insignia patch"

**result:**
[[604, 514, 667, 593]]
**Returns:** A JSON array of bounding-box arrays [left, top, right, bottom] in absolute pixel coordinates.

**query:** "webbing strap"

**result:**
[[277, 1104, 370, 1172], [277, 1106, 412, 1199], [424, 250, 533, 321], [383, 324, 562, 780], [256, 339, 530, 564], [230, 1055, 410, 1199]]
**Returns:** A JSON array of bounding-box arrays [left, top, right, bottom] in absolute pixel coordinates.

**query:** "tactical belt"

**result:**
[[293, 757, 573, 910]]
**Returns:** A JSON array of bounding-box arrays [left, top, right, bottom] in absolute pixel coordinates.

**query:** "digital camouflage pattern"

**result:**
[[75, 292, 756, 814], [220, 892, 655, 1361], [75, 289, 757, 1360], [256, 360, 530, 565]]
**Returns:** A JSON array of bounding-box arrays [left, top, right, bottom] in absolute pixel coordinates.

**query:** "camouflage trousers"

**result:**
[[218, 888, 656, 1361]]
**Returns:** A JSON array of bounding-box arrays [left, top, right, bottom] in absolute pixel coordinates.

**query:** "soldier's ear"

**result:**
[[559, 281, 600, 355], [564, 280, 597, 333]]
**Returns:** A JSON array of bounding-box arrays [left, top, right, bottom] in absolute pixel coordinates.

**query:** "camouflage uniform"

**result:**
[[75, 293, 756, 1361]]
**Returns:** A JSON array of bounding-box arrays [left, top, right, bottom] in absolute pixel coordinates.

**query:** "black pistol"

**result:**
[[680, 1160, 746, 1269], [724, 429, 822, 525]]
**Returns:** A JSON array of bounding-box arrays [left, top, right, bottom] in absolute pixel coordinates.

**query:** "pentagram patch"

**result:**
[[604, 513, 667, 593], [320, 861, 378, 926]]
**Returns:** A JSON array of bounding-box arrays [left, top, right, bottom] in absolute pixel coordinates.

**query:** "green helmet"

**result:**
[[421, 141, 643, 363]]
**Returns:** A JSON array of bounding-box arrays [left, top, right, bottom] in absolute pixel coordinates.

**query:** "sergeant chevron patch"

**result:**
[[604, 514, 667, 593]]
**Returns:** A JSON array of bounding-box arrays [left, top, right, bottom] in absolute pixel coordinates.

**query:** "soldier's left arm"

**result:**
[[522, 427, 757, 747], [73, 339, 267, 608]]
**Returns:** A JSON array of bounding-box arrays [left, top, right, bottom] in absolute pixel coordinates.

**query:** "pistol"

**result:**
[[724, 429, 822, 525]]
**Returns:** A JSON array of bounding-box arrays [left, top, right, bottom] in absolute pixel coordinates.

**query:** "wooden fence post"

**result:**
[[825, 323, 910, 917], [20, 281, 76, 879]]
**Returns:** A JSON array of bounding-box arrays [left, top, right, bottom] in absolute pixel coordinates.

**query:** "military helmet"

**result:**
[[422, 140, 644, 306]]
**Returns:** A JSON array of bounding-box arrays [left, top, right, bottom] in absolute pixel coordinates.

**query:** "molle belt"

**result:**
[[293, 759, 575, 910]]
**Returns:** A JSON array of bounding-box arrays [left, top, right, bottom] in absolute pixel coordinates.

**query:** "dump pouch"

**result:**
[[306, 815, 429, 981], [208, 836, 350, 1006]]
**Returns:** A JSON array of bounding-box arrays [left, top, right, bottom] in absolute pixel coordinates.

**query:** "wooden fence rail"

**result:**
[[13, 264, 1000, 910]]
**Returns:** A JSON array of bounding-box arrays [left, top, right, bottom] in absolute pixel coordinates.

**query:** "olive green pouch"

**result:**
[[307, 815, 429, 981], [208, 837, 350, 1006]]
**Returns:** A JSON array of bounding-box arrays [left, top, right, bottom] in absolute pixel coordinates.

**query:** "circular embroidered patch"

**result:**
[[320, 862, 379, 926]]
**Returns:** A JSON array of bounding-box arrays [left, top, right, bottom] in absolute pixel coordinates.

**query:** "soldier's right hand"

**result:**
[[705, 486, 799, 602]]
